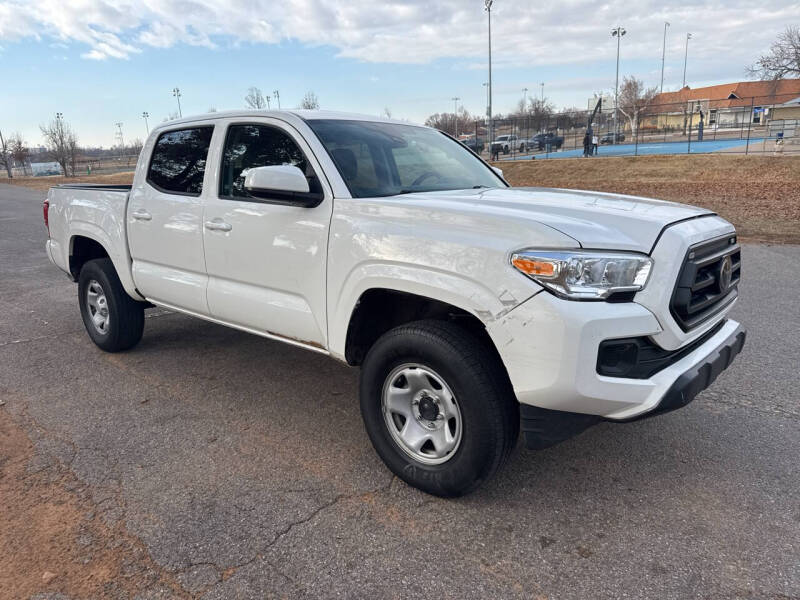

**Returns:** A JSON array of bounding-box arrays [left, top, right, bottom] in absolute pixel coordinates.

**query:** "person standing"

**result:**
[[592, 133, 599, 155], [583, 131, 592, 157]]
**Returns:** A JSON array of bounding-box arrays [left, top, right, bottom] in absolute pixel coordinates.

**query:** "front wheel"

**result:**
[[359, 320, 519, 497], [78, 258, 145, 352]]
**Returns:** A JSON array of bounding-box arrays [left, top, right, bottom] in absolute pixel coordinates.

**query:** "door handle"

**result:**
[[204, 219, 232, 232], [131, 209, 152, 221]]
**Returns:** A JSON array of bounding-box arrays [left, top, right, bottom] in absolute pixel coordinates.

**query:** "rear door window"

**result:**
[[147, 127, 214, 195]]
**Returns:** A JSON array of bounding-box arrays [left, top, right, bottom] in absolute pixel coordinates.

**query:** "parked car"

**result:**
[[529, 132, 565, 151], [489, 134, 519, 155], [44, 110, 746, 497], [600, 132, 626, 144], [461, 137, 484, 154]]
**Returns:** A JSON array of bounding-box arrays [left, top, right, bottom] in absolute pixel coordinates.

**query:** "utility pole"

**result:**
[[660, 22, 670, 93], [611, 26, 626, 144], [142, 112, 150, 135], [172, 87, 182, 117], [485, 0, 494, 144], [273, 90, 281, 109], [682, 33, 692, 88], [540, 82, 544, 104]]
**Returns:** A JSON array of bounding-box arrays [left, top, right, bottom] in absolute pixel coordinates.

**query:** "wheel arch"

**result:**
[[68, 228, 141, 300], [342, 288, 509, 380]]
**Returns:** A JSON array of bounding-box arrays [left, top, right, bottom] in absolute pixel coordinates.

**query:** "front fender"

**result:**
[[327, 261, 537, 361]]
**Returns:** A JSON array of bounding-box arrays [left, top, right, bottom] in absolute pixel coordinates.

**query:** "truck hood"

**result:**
[[397, 186, 714, 253]]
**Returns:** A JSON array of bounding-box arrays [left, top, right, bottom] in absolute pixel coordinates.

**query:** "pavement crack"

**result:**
[[262, 475, 396, 552]]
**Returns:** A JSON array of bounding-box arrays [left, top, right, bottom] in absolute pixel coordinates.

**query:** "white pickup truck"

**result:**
[[44, 110, 746, 496]]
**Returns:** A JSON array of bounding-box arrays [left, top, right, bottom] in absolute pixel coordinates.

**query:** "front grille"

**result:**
[[670, 234, 740, 331]]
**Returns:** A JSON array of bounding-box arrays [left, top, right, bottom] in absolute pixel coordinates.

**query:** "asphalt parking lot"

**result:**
[[2, 182, 799, 599]]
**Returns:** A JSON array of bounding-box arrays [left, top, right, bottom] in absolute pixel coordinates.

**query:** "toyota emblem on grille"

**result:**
[[718, 255, 733, 292]]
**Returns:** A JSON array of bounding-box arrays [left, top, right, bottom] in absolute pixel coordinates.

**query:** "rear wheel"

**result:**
[[78, 258, 144, 352], [359, 320, 518, 497]]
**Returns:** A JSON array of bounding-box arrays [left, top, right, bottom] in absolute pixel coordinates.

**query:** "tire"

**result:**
[[78, 258, 144, 352], [359, 320, 519, 497]]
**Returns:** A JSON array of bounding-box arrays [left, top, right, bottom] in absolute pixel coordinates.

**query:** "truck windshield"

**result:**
[[306, 120, 505, 198]]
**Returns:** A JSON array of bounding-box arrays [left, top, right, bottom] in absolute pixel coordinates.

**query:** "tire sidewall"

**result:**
[[360, 327, 504, 496], [78, 260, 123, 351]]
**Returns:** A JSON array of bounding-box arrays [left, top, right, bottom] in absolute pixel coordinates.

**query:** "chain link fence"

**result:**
[[460, 92, 800, 161]]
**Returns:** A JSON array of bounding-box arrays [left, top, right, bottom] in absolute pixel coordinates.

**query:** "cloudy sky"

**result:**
[[1, 0, 797, 146]]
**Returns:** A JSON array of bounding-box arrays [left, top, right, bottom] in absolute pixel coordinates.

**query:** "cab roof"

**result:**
[[151, 109, 424, 132]]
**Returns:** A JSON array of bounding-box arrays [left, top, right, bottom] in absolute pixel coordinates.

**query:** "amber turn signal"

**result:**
[[511, 256, 557, 277]]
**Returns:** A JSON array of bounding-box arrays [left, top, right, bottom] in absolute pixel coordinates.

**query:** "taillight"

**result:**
[[43, 199, 50, 235]]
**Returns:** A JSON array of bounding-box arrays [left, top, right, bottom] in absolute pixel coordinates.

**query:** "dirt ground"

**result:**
[[0, 411, 190, 599], [496, 154, 800, 244], [5, 154, 799, 243]]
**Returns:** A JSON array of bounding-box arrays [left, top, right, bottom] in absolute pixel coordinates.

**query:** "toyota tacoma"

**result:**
[[44, 110, 746, 496]]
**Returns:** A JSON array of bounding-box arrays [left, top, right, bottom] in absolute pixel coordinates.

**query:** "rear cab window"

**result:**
[[147, 127, 214, 195]]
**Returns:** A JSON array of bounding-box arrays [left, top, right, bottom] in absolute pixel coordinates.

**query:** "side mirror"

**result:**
[[491, 166, 504, 179], [243, 165, 322, 207]]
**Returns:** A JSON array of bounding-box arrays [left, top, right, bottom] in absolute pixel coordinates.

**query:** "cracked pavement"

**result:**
[[1, 182, 799, 599]]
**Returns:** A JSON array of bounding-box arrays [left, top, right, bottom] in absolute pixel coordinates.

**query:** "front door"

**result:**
[[202, 119, 333, 348], [128, 125, 214, 314]]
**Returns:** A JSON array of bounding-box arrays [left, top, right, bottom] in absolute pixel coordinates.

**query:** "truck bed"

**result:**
[[54, 184, 133, 192]]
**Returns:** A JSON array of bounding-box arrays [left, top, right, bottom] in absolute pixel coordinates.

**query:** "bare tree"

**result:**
[[163, 112, 180, 122], [40, 117, 79, 177], [424, 107, 475, 136], [0, 130, 12, 178], [128, 138, 144, 156], [245, 87, 267, 109], [299, 91, 320, 110], [747, 26, 800, 79], [511, 97, 555, 119], [383, 107, 393, 119], [617, 76, 658, 136], [8, 133, 29, 175]]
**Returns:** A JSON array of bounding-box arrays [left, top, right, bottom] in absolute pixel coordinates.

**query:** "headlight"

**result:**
[[511, 250, 652, 300]]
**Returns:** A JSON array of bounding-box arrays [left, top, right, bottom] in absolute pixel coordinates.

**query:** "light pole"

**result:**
[[265, 95, 271, 109], [682, 33, 692, 88], [452, 97, 461, 137], [485, 0, 493, 143], [115, 122, 124, 158], [611, 26, 626, 144], [172, 87, 182, 118], [142, 112, 150, 135], [55, 112, 63, 121], [273, 90, 281, 109], [660, 22, 670, 93], [522, 87, 529, 111]]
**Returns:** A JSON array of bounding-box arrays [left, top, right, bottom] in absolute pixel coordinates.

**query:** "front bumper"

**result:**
[[487, 290, 744, 421], [625, 322, 746, 421], [518, 321, 745, 449]]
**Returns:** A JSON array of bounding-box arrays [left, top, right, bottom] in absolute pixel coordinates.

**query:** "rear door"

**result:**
[[128, 124, 214, 314], [202, 118, 333, 348]]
